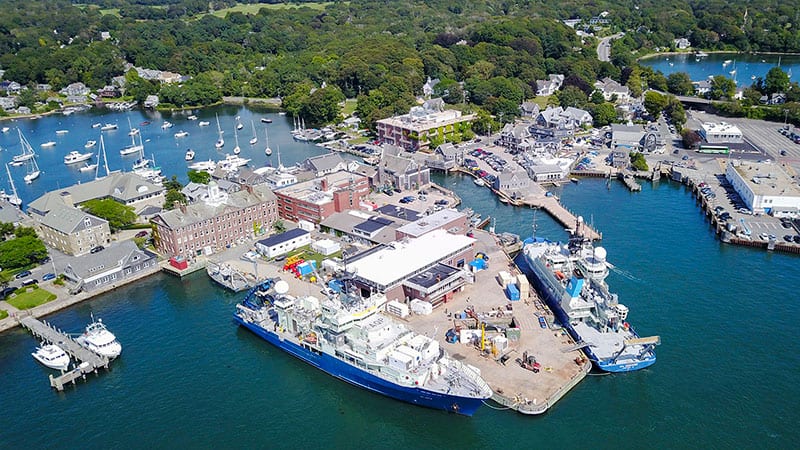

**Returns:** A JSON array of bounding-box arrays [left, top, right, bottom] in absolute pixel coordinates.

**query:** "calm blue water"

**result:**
[[0, 106, 326, 208], [1, 108, 799, 447], [641, 53, 800, 87]]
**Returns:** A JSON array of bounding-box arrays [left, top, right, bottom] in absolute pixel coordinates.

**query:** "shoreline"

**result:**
[[638, 50, 800, 62]]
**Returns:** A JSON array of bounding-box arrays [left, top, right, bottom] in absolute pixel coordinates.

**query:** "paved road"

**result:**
[[597, 32, 624, 62]]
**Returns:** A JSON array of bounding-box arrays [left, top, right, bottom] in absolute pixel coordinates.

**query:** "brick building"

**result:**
[[273, 171, 369, 224]]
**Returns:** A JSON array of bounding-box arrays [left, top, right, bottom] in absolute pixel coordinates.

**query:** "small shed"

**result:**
[[312, 239, 341, 256]]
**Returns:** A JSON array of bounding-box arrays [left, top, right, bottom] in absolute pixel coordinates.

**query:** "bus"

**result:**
[[697, 145, 730, 154]]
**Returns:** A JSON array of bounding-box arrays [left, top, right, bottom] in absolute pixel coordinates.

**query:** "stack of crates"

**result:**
[[516, 274, 530, 298]]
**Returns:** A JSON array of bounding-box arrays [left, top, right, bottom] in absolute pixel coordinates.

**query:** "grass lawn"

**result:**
[[6, 286, 57, 310], [347, 136, 370, 145], [528, 97, 551, 109], [0, 310, 7, 320], [211, 2, 335, 17], [287, 246, 342, 268], [341, 98, 358, 116]]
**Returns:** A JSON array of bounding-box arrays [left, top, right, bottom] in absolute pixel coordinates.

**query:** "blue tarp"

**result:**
[[328, 279, 344, 293], [297, 260, 317, 276], [468, 258, 487, 270], [506, 284, 520, 301]]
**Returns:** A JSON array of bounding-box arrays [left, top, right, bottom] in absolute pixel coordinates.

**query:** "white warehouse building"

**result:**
[[725, 160, 800, 217], [699, 122, 743, 144]]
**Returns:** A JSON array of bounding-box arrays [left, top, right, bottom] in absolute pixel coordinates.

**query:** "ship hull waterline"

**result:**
[[234, 314, 485, 416]]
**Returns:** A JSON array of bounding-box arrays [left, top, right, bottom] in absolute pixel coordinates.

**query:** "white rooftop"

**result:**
[[347, 229, 474, 287], [395, 208, 465, 238]]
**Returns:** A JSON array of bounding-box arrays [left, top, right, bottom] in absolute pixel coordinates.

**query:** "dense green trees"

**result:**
[[667, 72, 694, 96], [0, 225, 47, 271], [82, 199, 138, 231]]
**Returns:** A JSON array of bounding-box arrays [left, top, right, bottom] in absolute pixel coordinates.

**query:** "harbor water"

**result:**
[[2, 108, 799, 447], [640, 52, 800, 86]]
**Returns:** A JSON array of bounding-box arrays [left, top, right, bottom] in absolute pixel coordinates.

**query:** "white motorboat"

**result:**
[[40, 141, 56, 148], [185, 149, 195, 161], [91, 123, 101, 128], [100, 123, 118, 131], [128, 128, 140, 136], [174, 130, 189, 138], [187, 115, 198, 120], [79, 162, 98, 173], [473, 178, 486, 186], [85, 140, 97, 149], [56, 129, 69, 135], [75, 316, 122, 359], [31, 343, 71, 371], [218, 153, 250, 172], [64, 150, 93, 165], [161, 121, 173, 129], [198, 121, 210, 127], [188, 159, 216, 172], [1, 126, 10, 133]]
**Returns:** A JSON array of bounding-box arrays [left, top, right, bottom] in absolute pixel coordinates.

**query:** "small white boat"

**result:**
[[261, 118, 273, 123], [161, 121, 173, 129], [100, 123, 118, 131], [571, 177, 579, 183], [128, 128, 140, 136], [473, 178, 485, 186], [187, 115, 198, 120], [91, 123, 102, 128], [75, 316, 122, 359], [174, 130, 189, 138], [188, 159, 215, 171], [64, 150, 93, 165], [79, 162, 98, 173], [31, 344, 70, 371], [249, 120, 258, 145], [185, 149, 195, 161], [120, 143, 143, 156], [1, 126, 10, 133], [85, 140, 97, 149], [40, 141, 56, 148], [56, 129, 69, 135], [198, 121, 210, 127]]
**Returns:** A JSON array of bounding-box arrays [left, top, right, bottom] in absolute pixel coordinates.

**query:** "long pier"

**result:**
[[522, 196, 602, 240], [19, 316, 110, 391]]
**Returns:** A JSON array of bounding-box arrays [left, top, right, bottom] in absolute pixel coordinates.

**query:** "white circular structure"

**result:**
[[274, 280, 290, 295], [594, 247, 607, 261]]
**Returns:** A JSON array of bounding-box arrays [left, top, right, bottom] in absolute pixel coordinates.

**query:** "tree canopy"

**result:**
[[82, 199, 137, 231]]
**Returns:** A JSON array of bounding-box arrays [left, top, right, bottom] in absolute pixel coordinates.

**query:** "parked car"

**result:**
[[90, 245, 105, 254], [15, 270, 32, 279], [1, 286, 17, 299], [42, 273, 56, 281], [21, 278, 38, 287], [135, 230, 149, 238]]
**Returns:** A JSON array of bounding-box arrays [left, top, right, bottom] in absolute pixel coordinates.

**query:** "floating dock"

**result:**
[[19, 316, 110, 391]]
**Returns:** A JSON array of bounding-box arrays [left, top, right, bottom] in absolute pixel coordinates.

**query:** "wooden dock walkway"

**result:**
[[522, 196, 602, 240], [19, 316, 110, 391]]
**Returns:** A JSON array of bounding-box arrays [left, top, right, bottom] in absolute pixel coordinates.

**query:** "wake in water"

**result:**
[[609, 265, 642, 282]]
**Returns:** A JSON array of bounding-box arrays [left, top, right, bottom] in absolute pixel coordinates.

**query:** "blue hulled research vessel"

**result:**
[[234, 278, 493, 415], [516, 218, 660, 372]]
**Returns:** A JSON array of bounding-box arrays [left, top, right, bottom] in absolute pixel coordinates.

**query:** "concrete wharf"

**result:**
[[521, 196, 602, 240], [18, 315, 110, 391]]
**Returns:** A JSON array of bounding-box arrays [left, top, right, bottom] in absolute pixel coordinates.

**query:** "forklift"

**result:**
[[517, 350, 541, 373]]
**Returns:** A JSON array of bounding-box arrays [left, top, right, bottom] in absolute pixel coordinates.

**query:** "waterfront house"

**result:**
[[255, 228, 311, 259], [692, 80, 712, 97], [302, 153, 352, 177], [28, 172, 165, 219], [425, 142, 463, 171], [6, 82, 21, 95], [320, 211, 402, 245], [492, 170, 531, 196], [376, 146, 431, 191], [610, 150, 629, 169], [274, 170, 370, 224], [0, 96, 17, 110], [33, 201, 111, 256], [0, 198, 30, 227], [674, 38, 691, 50], [98, 85, 118, 98], [611, 124, 645, 150], [593, 77, 630, 102], [150, 183, 278, 259], [143, 95, 159, 108], [62, 240, 157, 293], [59, 82, 89, 97], [376, 98, 475, 152]]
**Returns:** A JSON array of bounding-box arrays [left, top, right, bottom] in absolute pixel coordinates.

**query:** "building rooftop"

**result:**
[[395, 208, 465, 238], [28, 172, 165, 215], [38, 202, 107, 234], [354, 216, 393, 234], [701, 122, 742, 135], [258, 228, 308, 247], [66, 240, 154, 279], [404, 263, 460, 289], [320, 211, 404, 244], [732, 161, 800, 197], [274, 170, 361, 204], [376, 204, 421, 222], [346, 229, 475, 288], [377, 109, 476, 132], [153, 184, 276, 230]]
